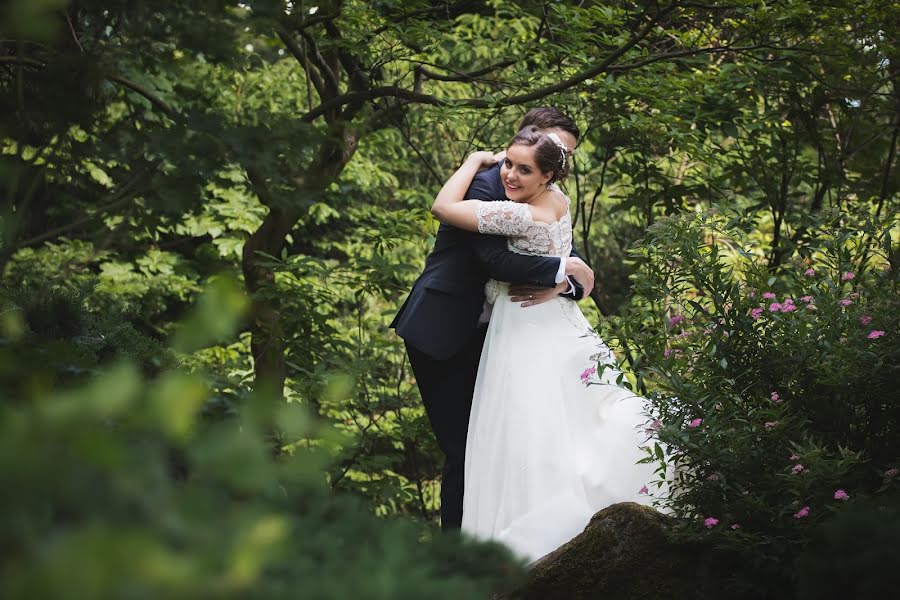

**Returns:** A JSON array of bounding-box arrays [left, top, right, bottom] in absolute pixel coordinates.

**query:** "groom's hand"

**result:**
[[509, 280, 570, 308], [564, 257, 595, 297]]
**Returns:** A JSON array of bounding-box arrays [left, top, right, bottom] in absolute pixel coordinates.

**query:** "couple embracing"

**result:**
[[391, 108, 656, 562]]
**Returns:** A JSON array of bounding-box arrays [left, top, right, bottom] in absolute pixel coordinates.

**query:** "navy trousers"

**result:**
[[405, 325, 488, 530]]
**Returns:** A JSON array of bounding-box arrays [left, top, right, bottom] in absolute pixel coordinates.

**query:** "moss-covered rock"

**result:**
[[505, 503, 722, 600]]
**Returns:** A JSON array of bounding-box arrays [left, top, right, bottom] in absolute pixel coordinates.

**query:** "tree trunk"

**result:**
[[241, 123, 361, 397], [241, 205, 300, 394]]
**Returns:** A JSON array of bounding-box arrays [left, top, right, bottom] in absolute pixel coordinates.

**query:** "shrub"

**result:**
[[0, 281, 523, 598], [605, 209, 899, 594]]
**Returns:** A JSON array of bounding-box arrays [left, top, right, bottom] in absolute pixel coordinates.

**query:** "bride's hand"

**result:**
[[467, 151, 498, 171]]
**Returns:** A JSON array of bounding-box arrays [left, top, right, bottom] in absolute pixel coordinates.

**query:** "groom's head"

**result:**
[[518, 107, 579, 155]]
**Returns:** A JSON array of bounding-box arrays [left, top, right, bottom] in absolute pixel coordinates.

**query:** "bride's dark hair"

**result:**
[[507, 126, 570, 184]]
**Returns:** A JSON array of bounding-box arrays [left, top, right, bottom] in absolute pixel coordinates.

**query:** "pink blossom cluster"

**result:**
[[885, 468, 898, 478], [703, 517, 719, 528], [639, 485, 649, 494], [752, 292, 814, 316], [687, 418, 703, 429], [833, 489, 849, 501], [841, 271, 855, 281], [764, 421, 778, 431], [793, 506, 810, 519], [668, 314, 685, 328], [868, 330, 886, 339], [645, 419, 663, 435], [791, 464, 807, 475], [771, 391, 782, 403], [580, 366, 597, 384], [706, 473, 719, 481], [804, 268, 816, 277]]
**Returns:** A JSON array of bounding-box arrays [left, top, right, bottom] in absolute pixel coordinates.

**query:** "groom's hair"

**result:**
[[518, 107, 580, 141]]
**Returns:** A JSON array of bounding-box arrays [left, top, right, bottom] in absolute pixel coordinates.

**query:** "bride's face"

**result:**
[[501, 144, 553, 203]]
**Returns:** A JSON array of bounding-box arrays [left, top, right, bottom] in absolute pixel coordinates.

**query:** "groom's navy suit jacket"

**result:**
[[391, 163, 584, 360]]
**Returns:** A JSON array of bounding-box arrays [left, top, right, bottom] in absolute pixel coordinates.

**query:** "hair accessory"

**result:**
[[546, 132, 568, 172]]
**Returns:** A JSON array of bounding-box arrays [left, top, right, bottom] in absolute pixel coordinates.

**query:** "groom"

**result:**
[[391, 107, 594, 530]]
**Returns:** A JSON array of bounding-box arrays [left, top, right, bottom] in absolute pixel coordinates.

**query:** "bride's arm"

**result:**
[[431, 151, 497, 231]]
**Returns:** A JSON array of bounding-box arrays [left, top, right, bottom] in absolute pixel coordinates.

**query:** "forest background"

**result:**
[[1, 1, 898, 598]]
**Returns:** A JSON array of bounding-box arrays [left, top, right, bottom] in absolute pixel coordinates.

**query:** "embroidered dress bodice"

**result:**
[[475, 191, 572, 307], [474, 200, 572, 259]]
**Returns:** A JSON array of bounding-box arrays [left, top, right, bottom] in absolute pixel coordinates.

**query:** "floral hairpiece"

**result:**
[[546, 132, 569, 172]]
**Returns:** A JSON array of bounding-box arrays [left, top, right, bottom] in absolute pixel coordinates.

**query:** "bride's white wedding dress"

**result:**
[[461, 195, 658, 563]]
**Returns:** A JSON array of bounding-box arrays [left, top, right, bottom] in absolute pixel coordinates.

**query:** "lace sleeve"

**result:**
[[475, 201, 534, 237]]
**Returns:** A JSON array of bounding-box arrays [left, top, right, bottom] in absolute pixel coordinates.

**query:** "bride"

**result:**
[[431, 126, 658, 562]]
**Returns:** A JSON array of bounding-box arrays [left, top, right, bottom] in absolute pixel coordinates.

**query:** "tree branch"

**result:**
[[415, 58, 516, 82], [106, 74, 178, 120], [277, 29, 327, 100], [0, 56, 45, 68], [302, 2, 679, 123], [1, 170, 149, 256], [298, 29, 341, 97]]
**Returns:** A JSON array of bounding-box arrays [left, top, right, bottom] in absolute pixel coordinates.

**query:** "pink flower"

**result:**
[[769, 302, 783, 312], [859, 315, 873, 325], [800, 296, 814, 303], [687, 418, 703, 429], [789, 454, 800, 461], [804, 268, 816, 277], [639, 485, 649, 494], [764, 421, 778, 430], [707, 473, 720, 481], [750, 307, 764, 320], [793, 506, 810, 519], [731, 524, 741, 530], [780, 303, 797, 312], [885, 468, 899, 478], [668, 315, 685, 327], [791, 464, 806, 475], [805, 304, 817, 310], [703, 517, 719, 528], [839, 298, 853, 307], [771, 391, 782, 403], [580, 366, 597, 382], [762, 292, 777, 300], [867, 330, 886, 339], [663, 348, 673, 358], [748, 290, 757, 298], [648, 419, 663, 431], [834, 489, 849, 501], [841, 271, 855, 281]]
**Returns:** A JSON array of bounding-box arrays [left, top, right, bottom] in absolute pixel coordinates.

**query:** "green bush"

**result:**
[[0, 281, 523, 599], [606, 209, 899, 594]]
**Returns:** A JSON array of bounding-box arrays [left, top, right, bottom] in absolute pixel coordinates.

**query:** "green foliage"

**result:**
[[0, 282, 524, 599], [2, 0, 899, 585], [606, 209, 899, 594]]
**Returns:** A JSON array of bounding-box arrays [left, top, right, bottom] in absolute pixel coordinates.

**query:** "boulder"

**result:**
[[504, 502, 720, 600]]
